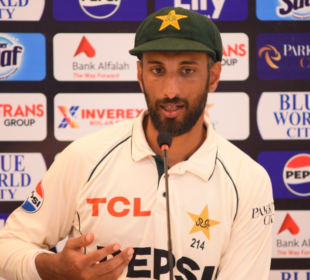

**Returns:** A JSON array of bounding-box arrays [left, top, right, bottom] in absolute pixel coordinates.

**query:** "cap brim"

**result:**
[[129, 37, 216, 61]]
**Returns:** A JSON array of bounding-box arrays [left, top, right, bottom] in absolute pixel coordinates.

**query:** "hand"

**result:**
[[35, 233, 134, 280]]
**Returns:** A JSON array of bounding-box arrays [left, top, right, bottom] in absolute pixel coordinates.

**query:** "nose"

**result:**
[[163, 72, 181, 99]]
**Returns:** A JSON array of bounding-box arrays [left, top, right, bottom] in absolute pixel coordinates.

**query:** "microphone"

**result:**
[[157, 131, 173, 280]]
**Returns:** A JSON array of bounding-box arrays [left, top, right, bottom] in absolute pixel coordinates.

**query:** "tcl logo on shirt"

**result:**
[[87, 197, 151, 217]]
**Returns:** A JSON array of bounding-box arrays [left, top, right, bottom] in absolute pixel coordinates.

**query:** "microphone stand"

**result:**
[[162, 146, 174, 280]]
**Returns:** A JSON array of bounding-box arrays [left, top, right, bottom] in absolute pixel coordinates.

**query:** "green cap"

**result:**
[[129, 7, 222, 62]]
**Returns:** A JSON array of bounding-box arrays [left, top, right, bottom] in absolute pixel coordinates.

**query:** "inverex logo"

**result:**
[[53, 0, 146, 21], [257, 33, 310, 80], [272, 211, 310, 258], [257, 0, 310, 21], [0, 33, 45, 81], [0, 153, 46, 201], [257, 92, 310, 139], [258, 151, 310, 199], [155, 0, 248, 21], [220, 33, 249, 81], [0, 93, 47, 141], [53, 34, 137, 81], [206, 92, 249, 140], [0, 0, 45, 21], [54, 93, 146, 141]]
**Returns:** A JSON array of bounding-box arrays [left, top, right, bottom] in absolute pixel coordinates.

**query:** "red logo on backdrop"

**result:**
[[87, 197, 151, 217], [278, 213, 300, 235], [74, 36, 96, 58]]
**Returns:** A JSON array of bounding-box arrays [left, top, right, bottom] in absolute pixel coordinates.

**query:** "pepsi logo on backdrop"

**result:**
[[0, 0, 45, 21], [283, 154, 310, 197], [21, 181, 44, 213], [0, 153, 46, 201], [78, 0, 121, 19], [155, 0, 248, 21]]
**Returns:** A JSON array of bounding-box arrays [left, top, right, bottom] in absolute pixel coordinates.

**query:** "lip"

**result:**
[[160, 103, 184, 118]]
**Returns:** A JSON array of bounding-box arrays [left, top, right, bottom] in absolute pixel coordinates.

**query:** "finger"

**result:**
[[93, 247, 134, 276], [65, 233, 94, 250], [97, 256, 132, 280], [83, 243, 122, 266]]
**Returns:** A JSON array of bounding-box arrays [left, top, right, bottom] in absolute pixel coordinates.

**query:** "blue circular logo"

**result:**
[[79, 0, 121, 19]]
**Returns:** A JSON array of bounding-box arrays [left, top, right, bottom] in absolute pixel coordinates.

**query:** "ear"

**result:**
[[137, 61, 144, 93], [208, 61, 221, 93]]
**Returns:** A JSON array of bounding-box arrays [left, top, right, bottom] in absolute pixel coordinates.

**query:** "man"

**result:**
[[0, 7, 273, 280]]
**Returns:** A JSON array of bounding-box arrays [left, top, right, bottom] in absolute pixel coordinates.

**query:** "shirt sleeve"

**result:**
[[0, 141, 93, 280], [216, 165, 274, 280]]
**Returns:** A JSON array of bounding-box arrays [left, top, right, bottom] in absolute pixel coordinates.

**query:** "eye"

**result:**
[[182, 68, 194, 74], [151, 67, 164, 74]]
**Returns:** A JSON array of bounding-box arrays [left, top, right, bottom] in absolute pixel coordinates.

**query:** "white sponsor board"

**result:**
[[0, 153, 46, 201], [257, 92, 310, 140], [220, 33, 249, 81], [269, 270, 310, 280], [54, 93, 147, 141], [272, 211, 310, 258], [53, 34, 137, 81], [0, 93, 47, 141], [0, 0, 45, 21], [206, 92, 249, 140]]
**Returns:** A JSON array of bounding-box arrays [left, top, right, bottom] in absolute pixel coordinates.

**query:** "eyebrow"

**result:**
[[146, 60, 199, 65]]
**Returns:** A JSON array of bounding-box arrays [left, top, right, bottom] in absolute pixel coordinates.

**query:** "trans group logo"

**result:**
[[0, 33, 45, 81], [0, 0, 45, 21], [257, 92, 310, 139], [283, 154, 310, 197], [0, 153, 46, 201], [0, 93, 47, 141], [257, 0, 310, 21], [54, 93, 146, 141], [258, 151, 310, 199], [272, 211, 310, 258], [53, 34, 137, 81], [155, 0, 248, 21], [53, 0, 146, 21], [257, 33, 310, 80]]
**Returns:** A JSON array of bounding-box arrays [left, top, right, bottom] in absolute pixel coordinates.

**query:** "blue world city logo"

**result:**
[[79, 0, 121, 19], [0, 35, 23, 80]]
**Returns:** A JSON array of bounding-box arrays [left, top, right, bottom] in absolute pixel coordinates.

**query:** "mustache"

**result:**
[[155, 97, 189, 108]]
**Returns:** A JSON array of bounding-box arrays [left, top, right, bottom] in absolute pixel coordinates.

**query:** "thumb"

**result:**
[[65, 233, 94, 250]]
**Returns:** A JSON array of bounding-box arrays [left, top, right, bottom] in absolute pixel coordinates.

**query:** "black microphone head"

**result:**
[[157, 131, 172, 148]]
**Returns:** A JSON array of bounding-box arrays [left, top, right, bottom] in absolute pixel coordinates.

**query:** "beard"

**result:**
[[143, 77, 210, 137]]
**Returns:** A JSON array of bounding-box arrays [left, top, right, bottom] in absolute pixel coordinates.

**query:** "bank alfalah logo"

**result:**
[[258, 44, 281, 69], [187, 204, 220, 240], [278, 213, 300, 235], [74, 36, 96, 58]]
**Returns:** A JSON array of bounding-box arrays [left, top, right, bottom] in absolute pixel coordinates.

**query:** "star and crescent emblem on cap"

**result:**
[[187, 204, 220, 240], [156, 10, 188, 31]]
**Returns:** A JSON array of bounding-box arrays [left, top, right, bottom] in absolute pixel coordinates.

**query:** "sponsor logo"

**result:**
[[257, 0, 310, 21], [0, 0, 45, 21], [283, 154, 310, 197], [205, 92, 249, 140], [87, 197, 151, 217], [0, 33, 45, 81], [187, 204, 220, 240], [272, 211, 310, 258], [53, 34, 137, 81], [54, 93, 146, 141], [257, 92, 310, 140], [257, 33, 310, 80], [0, 213, 10, 230], [155, 0, 248, 21], [0, 93, 47, 141], [0, 153, 46, 201], [258, 152, 310, 199], [220, 33, 249, 80], [53, 0, 146, 21], [269, 270, 310, 280], [21, 181, 44, 213], [252, 202, 275, 226]]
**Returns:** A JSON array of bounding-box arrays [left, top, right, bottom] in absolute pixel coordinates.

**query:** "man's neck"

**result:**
[[143, 114, 206, 167]]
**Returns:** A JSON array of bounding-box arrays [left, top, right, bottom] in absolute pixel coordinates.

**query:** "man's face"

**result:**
[[138, 52, 210, 137]]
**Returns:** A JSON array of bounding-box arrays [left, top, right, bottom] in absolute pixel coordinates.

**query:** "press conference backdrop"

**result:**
[[0, 0, 310, 279]]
